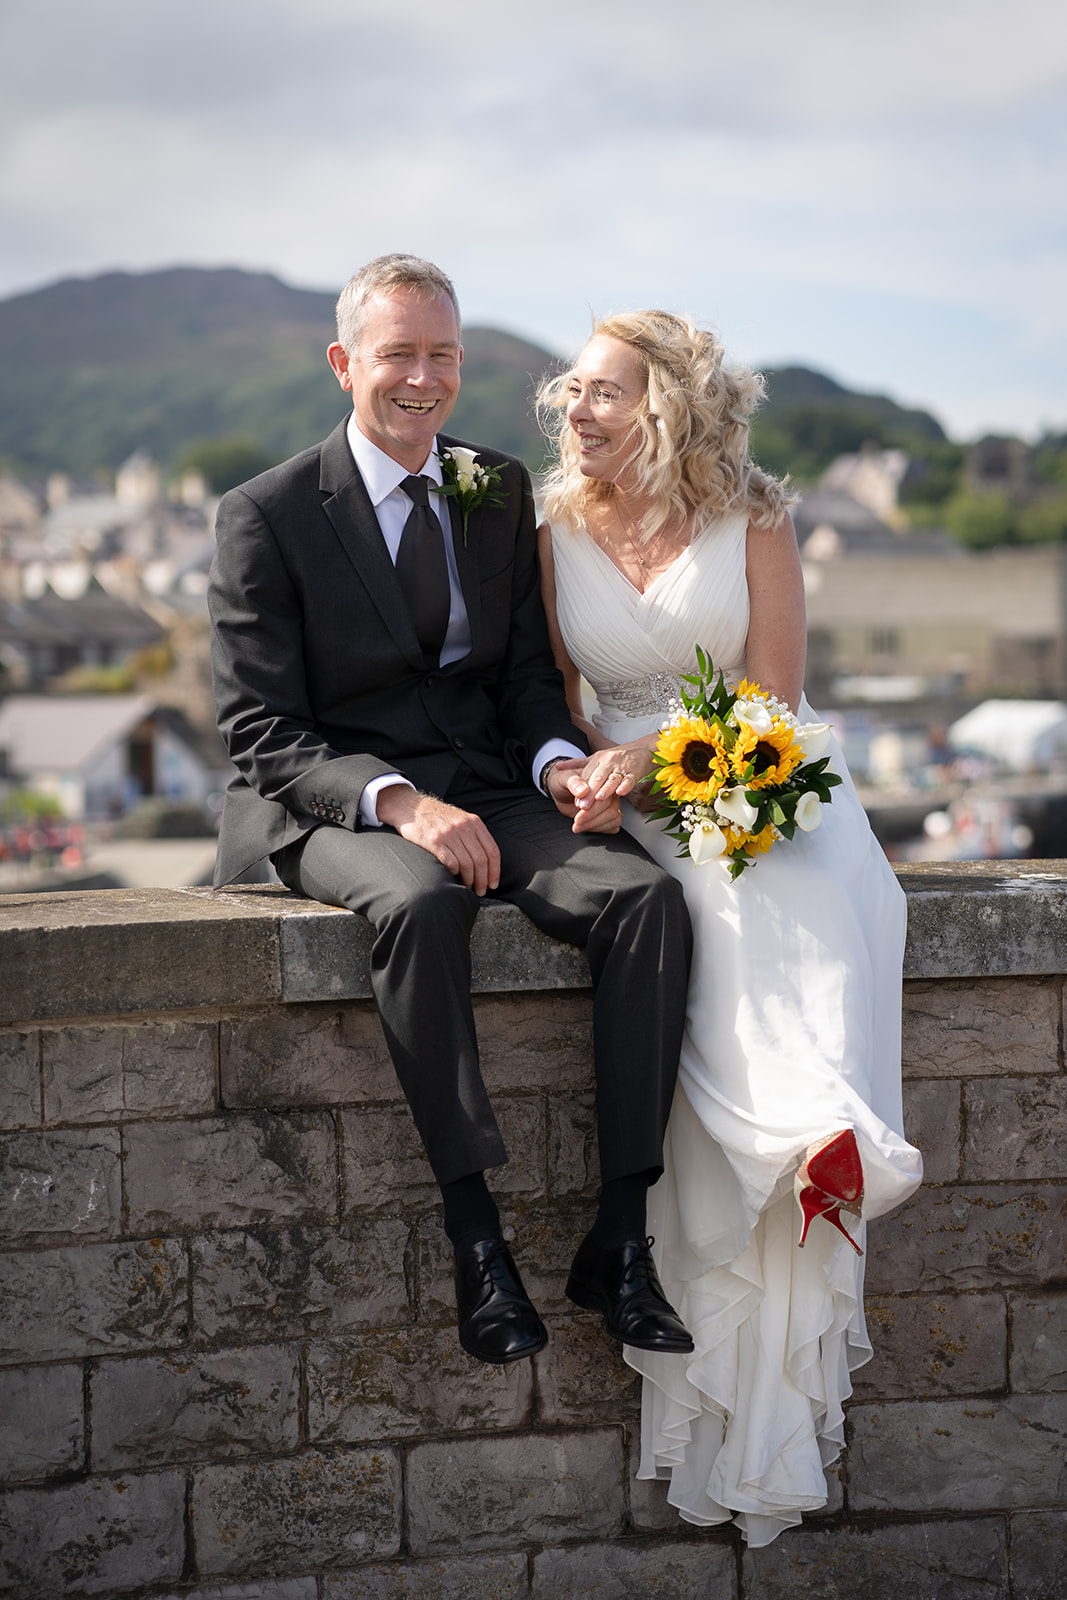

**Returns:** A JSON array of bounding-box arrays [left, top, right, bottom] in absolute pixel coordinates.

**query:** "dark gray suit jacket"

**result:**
[[208, 419, 583, 886]]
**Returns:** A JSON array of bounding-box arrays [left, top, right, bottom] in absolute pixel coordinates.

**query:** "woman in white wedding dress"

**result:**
[[537, 311, 923, 1547]]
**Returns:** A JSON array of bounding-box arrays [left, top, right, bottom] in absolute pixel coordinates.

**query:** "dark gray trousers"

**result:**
[[274, 778, 691, 1187]]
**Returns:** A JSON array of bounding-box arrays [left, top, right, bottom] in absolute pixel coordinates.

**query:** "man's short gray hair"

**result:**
[[335, 254, 461, 352]]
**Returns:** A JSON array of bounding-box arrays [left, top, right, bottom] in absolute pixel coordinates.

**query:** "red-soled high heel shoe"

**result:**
[[794, 1129, 864, 1256]]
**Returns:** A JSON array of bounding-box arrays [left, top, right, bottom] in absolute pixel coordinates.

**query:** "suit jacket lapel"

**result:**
[[318, 420, 424, 668]]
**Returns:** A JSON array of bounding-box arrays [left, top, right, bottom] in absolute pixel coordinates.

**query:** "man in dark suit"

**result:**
[[209, 254, 693, 1364]]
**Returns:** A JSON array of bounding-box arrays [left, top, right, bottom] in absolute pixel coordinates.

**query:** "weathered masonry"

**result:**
[[2, 864, 1066, 1599]]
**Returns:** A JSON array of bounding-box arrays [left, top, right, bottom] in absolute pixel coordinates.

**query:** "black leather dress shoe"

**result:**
[[565, 1234, 694, 1352], [455, 1237, 548, 1364]]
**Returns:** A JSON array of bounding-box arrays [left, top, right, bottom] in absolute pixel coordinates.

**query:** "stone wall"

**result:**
[[1, 864, 1066, 1600]]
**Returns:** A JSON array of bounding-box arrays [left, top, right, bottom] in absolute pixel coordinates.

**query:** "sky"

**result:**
[[2, 0, 1065, 441]]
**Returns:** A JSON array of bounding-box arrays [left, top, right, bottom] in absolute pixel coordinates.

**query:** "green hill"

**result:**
[[0, 266, 949, 485], [0, 267, 563, 478], [752, 364, 949, 482]]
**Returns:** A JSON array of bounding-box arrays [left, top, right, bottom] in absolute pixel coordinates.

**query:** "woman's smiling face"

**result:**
[[565, 334, 647, 484]]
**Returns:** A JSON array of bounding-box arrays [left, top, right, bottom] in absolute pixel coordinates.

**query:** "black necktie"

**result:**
[[395, 474, 451, 663]]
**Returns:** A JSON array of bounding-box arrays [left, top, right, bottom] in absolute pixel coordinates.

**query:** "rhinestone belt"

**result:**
[[600, 671, 681, 718]]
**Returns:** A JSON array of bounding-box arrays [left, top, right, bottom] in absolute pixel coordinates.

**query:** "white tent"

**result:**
[[948, 700, 1067, 772]]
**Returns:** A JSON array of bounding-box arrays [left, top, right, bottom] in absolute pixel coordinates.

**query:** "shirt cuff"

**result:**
[[359, 774, 415, 827], [533, 738, 586, 794]]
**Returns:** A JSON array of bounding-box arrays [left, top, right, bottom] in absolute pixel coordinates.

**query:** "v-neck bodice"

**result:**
[[550, 512, 750, 725]]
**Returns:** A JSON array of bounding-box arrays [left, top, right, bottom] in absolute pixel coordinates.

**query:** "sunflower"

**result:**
[[655, 716, 730, 803], [730, 721, 804, 789], [747, 823, 778, 855], [720, 821, 777, 856]]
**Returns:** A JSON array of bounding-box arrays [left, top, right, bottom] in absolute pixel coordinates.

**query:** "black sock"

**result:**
[[440, 1171, 501, 1254], [588, 1171, 652, 1249]]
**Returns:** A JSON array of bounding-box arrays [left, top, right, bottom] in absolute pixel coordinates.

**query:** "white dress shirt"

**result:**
[[344, 416, 583, 826]]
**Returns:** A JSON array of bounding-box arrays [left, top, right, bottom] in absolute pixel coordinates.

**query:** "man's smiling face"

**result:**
[[327, 287, 463, 472]]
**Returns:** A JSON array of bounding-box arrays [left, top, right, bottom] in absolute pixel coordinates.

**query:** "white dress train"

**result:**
[[549, 512, 923, 1546]]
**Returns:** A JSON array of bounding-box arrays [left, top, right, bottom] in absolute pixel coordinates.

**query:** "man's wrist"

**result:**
[[361, 775, 414, 827], [538, 756, 566, 794]]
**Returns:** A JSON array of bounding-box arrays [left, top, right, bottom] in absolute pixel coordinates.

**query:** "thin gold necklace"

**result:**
[[612, 496, 671, 575]]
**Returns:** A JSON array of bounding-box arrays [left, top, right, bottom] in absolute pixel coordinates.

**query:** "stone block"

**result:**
[[1010, 1293, 1067, 1391], [124, 1112, 336, 1233], [742, 1517, 1006, 1599], [0, 1363, 84, 1483], [532, 1539, 737, 1598], [306, 1328, 532, 1443], [341, 1095, 545, 1214], [547, 1090, 600, 1197], [535, 1314, 640, 1426], [0, 1029, 39, 1130], [191, 1221, 410, 1344], [849, 1395, 1067, 1511], [488, 1094, 546, 1195], [158, 1584, 318, 1600], [814, 1459, 845, 1518], [902, 977, 1060, 1078], [221, 1002, 396, 1109], [278, 904, 375, 1003], [192, 1447, 401, 1578], [0, 1469, 186, 1596], [1010, 1511, 1067, 1599], [902, 1078, 960, 1182], [268, 893, 591, 1002], [41, 1019, 216, 1123], [863, 1184, 1067, 1295], [0, 1126, 121, 1245], [415, 1205, 588, 1325], [469, 899, 590, 993], [964, 1077, 1067, 1180], [0, 884, 281, 1024], [406, 1430, 624, 1554], [475, 992, 594, 1092], [39, 1024, 123, 1123], [626, 1422, 679, 1532], [898, 865, 1067, 982], [340, 1104, 439, 1210], [92, 1344, 300, 1469], [854, 1293, 1008, 1399], [0, 1237, 189, 1364], [323, 1554, 528, 1598]]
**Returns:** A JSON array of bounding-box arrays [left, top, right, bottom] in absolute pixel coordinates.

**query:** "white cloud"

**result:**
[[0, 0, 1065, 435]]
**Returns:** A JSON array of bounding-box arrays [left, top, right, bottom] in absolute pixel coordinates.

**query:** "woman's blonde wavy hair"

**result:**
[[538, 310, 795, 540]]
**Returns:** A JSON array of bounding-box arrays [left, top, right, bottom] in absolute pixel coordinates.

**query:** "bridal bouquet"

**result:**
[[650, 647, 842, 879]]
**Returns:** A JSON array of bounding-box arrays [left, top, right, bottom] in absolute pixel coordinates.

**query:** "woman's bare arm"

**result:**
[[743, 512, 806, 712]]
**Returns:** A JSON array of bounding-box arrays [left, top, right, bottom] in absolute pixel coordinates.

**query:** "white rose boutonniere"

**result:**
[[436, 446, 507, 543]]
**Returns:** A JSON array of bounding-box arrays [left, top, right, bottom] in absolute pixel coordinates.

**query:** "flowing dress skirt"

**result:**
[[549, 513, 923, 1544]]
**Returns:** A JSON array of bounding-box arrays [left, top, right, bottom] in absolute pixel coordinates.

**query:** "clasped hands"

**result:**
[[373, 741, 655, 896], [551, 742, 658, 817]]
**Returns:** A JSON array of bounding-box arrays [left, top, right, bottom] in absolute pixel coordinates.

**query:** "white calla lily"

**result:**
[[794, 723, 832, 761], [715, 785, 759, 830], [734, 699, 774, 735], [688, 820, 728, 864], [795, 792, 823, 831], [446, 446, 479, 490]]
